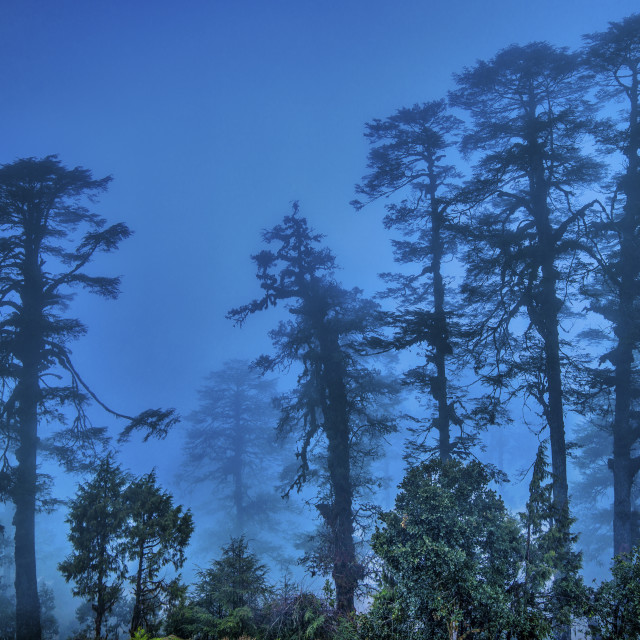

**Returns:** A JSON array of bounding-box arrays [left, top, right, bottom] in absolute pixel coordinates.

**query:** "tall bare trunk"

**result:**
[[14, 239, 43, 640], [612, 69, 640, 556], [428, 169, 452, 461], [319, 330, 359, 613], [14, 372, 41, 640]]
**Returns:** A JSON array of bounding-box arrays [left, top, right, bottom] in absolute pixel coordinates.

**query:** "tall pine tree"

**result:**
[[582, 13, 640, 556], [353, 100, 472, 461], [229, 205, 397, 613], [0, 157, 177, 639], [450, 43, 602, 518]]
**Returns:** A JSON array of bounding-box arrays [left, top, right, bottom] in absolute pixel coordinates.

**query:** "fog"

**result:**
[[1, 1, 639, 638]]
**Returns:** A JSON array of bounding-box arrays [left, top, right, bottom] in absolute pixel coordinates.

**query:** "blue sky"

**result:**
[[1, 0, 638, 626], [1, 0, 634, 426]]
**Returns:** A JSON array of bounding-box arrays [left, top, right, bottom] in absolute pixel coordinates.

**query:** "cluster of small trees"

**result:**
[[1, 10, 640, 640], [58, 458, 193, 638], [61, 454, 640, 639]]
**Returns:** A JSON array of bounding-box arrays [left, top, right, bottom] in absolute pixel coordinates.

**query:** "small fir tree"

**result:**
[[124, 470, 193, 635], [515, 444, 585, 638], [58, 456, 129, 640]]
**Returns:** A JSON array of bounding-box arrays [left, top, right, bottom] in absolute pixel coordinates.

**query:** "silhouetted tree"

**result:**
[[229, 205, 397, 613], [450, 43, 602, 518], [124, 470, 193, 635], [353, 100, 473, 461], [58, 456, 129, 640], [581, 13, 640, 557], [182, 360, 282, 537], [0, 156, 177, 640]]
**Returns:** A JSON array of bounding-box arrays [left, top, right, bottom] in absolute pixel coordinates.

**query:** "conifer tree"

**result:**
[[581, 13, 640, 556], [353, 100, 471, 461], [182, 360, 282, 537], [0, 156, 177, 640], [124, 470, 193, 635], [450, 43, 602, 518], [229, 205, 397, 613], [58, 456, 129, 640], [515, 444, 584, 638], [195, 536, 271, 619]]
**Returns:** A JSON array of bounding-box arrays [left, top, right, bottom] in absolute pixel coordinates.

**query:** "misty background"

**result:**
[[1, 0, 637, 634]]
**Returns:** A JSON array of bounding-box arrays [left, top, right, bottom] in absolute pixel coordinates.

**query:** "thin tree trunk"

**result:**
[[14, 235, 43, 640], [94, 592, 104, 640], [612, 68, 640, 556], [130, 544, 145, 634], [428, 168, 452, 462], [94, 554, 106, 640], [320, 330, 358, 613]]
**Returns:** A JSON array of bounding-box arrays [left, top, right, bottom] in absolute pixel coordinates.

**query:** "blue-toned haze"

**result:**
[[0, 0, 636, 631]]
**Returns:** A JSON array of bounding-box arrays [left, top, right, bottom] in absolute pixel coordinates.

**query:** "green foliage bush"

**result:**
[[366, 459, 523, 639], [589, 546, 640, 639], [361, 456, 585, 640]]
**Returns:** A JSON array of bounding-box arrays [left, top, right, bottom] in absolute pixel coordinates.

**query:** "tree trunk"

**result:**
[[13, 235, 43, 640], [94, 558, 106, 640], [319, 330, 359, 613], [611, 194, 635, 555], [428, 170, 452, 462], [528, 109, 570, 640], [130, 544, 145, 634], [612, 68, 640, 556], [14, 373, 41, 640], [324, 425, 358, 613], [528, 117, 568, 516], [94, 596, 104, 640], [540, 289, 568, 516]]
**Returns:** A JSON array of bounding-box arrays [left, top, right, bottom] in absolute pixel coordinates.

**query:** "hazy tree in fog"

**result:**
[[572, 421, 621, 559], [124, 470, 193, 635], [58, 456, 129, 640], [353, 101, 475, 462], [182, 360, 283, 537], [580, 14, 640, 557], [229, 205, 397, 613], [0, 156, 177, 640], [449, 44, 602, 519]]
